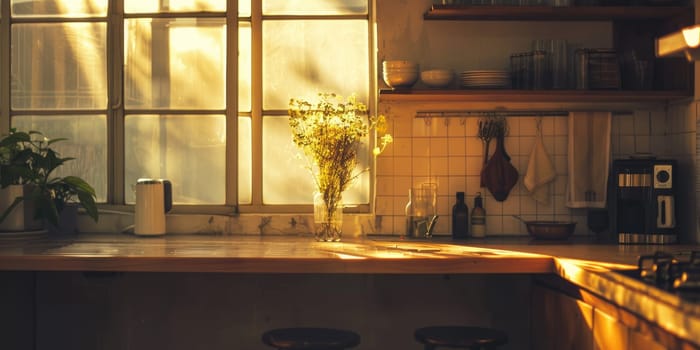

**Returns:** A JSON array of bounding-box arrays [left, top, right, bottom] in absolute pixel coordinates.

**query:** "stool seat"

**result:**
[[262, 327, 360, 350], [414, 326, 508, 350]]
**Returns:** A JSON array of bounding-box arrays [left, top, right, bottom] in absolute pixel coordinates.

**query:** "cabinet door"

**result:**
[[593, 308, 628, 350], [0, 272, 34, 350], [593, 307, 667, 350], [532, 284, 594, 350]]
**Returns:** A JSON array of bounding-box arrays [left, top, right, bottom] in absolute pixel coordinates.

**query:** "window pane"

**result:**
[[238, 117, 252, 204], [238, 22, 251, 112], [125, 18, 226, 110], [11, 0, 107, 17], [262, 117, 314, 204], [262, 20, 369, 110], [262, 116, 369, 205], [125, 0, 225, 13], [263, 0, 367, 15], [125, 114, 226, 205], [11, 115, 108, 202], [12, 23, 108, 110], [239, 0, 250, 17]]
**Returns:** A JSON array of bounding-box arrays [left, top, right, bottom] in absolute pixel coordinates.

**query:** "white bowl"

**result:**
[[383, 60, 418, 70], [383, 71, 419, 88], [420, 69, 454, 88]]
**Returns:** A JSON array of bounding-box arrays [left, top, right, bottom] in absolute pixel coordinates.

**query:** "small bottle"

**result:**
[[452, 192, 469, 239], [471, 192, 486, 238], [404, 189, 413, 238]]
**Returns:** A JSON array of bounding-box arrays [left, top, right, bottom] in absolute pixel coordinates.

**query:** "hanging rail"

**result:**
[[415, 110, 631, 118]]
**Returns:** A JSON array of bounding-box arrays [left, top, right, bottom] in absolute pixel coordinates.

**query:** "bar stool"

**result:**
[[414, 326, 508, 350], [261, 327, 360, 350]]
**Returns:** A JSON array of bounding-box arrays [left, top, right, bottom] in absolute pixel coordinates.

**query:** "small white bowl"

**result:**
[[384, 68, 419, 74], [421, 69, 454, 88], [383, 60, 418, 70], [383, 71, 419, 88]]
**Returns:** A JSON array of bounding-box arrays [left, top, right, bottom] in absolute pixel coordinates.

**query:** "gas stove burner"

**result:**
[[624, 251, 700, 297]]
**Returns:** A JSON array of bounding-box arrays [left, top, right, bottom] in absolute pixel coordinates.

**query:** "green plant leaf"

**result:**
[[46, 137, 68, 146], [0, 131, 30, 148], [77, 191, 98, 222], [63, 176, 98, 222], [0, 195, 24, 224], [34, 194, 59, 227], [62, 176, 97, 196]]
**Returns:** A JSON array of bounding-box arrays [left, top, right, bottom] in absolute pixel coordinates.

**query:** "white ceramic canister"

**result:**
[[134, 179, 172, 236]]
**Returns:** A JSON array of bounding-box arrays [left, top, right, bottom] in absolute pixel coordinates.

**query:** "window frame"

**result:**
[[0, 0, 377, 216], [239, 1, 378, 214]]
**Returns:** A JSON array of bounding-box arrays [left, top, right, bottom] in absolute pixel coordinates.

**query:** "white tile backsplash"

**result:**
[[376, 105, 695, 239]]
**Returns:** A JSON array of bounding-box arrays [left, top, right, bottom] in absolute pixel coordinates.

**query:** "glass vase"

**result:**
[[313, 191, 343, 242]]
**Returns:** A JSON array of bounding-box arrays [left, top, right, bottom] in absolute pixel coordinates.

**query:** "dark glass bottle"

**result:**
[[452, 192, 469, 239]]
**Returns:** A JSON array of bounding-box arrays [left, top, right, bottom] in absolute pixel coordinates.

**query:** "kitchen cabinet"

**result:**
[[1, 272, 34, 350], [532, 276, 698, 350], [531, 282, 594, 350], [379, 4, 694, 109]]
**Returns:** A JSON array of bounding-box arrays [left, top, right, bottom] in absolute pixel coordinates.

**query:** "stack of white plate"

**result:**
[[460, 70, 510, 89]]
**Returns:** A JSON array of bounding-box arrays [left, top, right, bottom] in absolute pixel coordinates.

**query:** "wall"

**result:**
[[373, 107, 686, 238]]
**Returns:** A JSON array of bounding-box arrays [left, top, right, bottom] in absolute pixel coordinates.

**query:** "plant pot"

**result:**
[[46, 204, 79, 236], [0, 185, 42, 232]]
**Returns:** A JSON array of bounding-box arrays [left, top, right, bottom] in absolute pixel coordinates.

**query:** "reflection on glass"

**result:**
[[125, 0, 225, 13], [124, 114, 226, 205], [12, 115, 108, 202], [125, 18, 226, 110], [12, 23, 107, 110], [238, 23, 251, 112], [238, 117, 252, 204], [262, 116, 369, 205], [262, 20, 369, 110], [11, 0, 108, 17], [263, 0, 367, 15]]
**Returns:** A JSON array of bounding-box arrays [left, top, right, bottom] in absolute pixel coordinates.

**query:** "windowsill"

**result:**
[[77, 211, 378, 237]]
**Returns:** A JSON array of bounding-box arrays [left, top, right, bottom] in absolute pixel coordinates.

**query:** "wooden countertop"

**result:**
[[0, 233, 561, 273], [1, 233, 697, 273], [2, 232, 700, 346]]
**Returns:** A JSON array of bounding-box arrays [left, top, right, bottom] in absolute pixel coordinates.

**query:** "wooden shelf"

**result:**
[[379, 89, 692, 110], [424, 5, 693, 21]]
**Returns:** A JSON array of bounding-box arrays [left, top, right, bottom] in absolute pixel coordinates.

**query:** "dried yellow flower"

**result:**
[[288, 92, 392, 210]]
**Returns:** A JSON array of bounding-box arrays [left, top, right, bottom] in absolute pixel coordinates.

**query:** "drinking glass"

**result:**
[[550, 39, 568, 89]]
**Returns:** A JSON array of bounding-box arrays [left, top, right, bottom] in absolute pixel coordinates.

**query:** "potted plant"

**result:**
[[0, 129, 98, 233], [0, 129, 42, 231], [288, 93, 392, 241]]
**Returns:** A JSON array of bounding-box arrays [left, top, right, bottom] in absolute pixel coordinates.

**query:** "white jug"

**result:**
[[135, 179, 172, 236]]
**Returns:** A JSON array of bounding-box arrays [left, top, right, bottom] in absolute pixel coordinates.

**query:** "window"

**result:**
[[1, 0, 374, 214]]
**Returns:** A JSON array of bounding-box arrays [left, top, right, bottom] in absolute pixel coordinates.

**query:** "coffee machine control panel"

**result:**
[[654, 164, 673, 189]]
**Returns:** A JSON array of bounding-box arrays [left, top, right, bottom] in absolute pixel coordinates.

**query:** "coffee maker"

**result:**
[[613, 159, 677, 244]]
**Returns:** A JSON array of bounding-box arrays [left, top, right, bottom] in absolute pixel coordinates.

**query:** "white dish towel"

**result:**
[[566, 111, 612, 208], [524, 119, 556, 204]]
